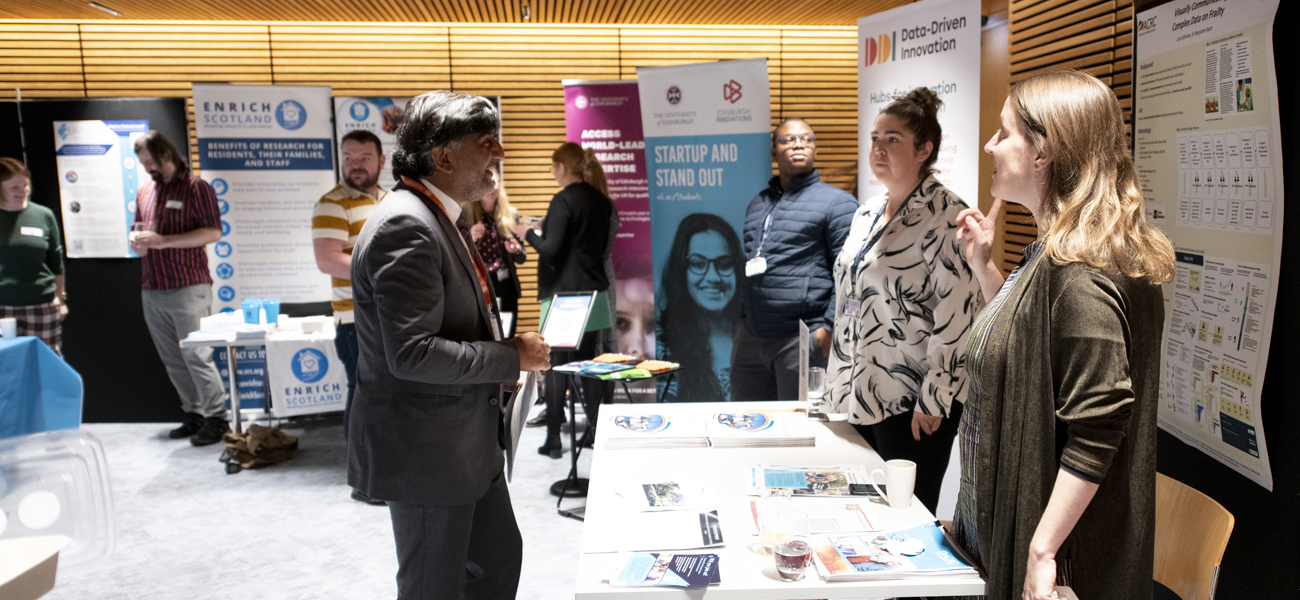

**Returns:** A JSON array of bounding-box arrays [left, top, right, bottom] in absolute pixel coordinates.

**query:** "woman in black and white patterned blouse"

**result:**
[[825, 88, 981, 513]]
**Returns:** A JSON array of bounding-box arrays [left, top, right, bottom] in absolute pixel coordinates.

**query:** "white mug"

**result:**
[[870, 459, 917, 510], [0, 317, 17, 339]]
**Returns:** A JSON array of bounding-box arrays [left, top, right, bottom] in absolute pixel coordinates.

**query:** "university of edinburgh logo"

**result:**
[[723, 80, 743, 103], [667, 86, 682, 105]]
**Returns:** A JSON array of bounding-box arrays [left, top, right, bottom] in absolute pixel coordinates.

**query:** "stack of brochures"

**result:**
[[746, 465, 870, 497], [606, 552, 721, 588], [602, 413, 709, 450], [706, 411, 816, 448], [553, 360, 633, 375], [811, 522, 979, 582]]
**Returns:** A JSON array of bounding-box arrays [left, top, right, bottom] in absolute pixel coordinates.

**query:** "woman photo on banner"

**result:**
[[951, 71, 1174, 600], [825, 88, 980, 515], [516, 142, 615, 458], [655, 213, 745, 403], [0, 157, 68, 355], [465, 162, 525, 337]]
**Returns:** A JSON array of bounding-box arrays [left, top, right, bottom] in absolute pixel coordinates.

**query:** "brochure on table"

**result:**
[[1135, 0, 1282, 490], [585, 509, 725, 554], [812, 521, 977, 582], [607, 552, 721, 588]]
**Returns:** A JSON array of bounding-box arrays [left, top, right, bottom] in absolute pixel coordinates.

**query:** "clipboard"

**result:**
[[503, 371, 536, 483], [538, 291, 597, 349]]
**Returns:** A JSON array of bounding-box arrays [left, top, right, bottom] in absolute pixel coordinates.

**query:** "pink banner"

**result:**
[[564, 81, 654, 367]]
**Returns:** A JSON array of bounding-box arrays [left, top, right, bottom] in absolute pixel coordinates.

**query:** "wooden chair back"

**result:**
[[1153, 473, 1235, 600]]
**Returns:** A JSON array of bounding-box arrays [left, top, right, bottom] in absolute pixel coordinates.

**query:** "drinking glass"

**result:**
[[773, 510, 813, 581], [758, 497, 793, 555], [807, 366, 826, 415]]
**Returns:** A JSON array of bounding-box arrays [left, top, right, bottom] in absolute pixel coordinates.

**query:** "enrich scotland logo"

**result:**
[[349, 101, 369, 121], [275, 100, 307, 131], [723, 80, 743, 104], [864, 33, 896, 67], [291, 348, 329, 383]]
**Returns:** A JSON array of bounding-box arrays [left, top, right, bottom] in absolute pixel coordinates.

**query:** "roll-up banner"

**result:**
[[191, 84, 336, 313], [637, 58, 772, 403], [563, 80, 655, 377], [52, 119, 149, 258], [1136, 0, 1282, 490], [333, 97, 409, 193], [857, 0, 981, 204]]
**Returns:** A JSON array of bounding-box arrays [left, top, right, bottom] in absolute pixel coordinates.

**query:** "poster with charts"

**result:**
[[1135, 0, 1281, 490], [52, 119, 149, 258]]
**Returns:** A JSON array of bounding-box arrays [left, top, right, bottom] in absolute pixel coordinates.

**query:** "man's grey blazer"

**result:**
[[347, 179, 520, 505]]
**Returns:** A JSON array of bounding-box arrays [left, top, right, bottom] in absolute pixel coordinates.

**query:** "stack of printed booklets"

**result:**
[[605, 552, 721, 588], [811, 521, 979, 582], [602, 413, 709, 450], [705, 410, 816, 448]]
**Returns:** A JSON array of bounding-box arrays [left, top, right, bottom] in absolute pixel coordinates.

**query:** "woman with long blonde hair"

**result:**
[[465, 163, 526, 336], [953, 70, 1174, 600]]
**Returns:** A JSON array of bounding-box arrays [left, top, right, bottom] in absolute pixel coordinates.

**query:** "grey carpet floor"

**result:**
[[44, 413, 588, 600]]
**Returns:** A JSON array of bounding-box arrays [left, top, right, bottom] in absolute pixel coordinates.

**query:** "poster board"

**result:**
[[52, 120, 149, 258]]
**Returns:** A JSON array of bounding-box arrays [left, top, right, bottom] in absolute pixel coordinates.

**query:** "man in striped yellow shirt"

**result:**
[[312, 130, 386, 504]]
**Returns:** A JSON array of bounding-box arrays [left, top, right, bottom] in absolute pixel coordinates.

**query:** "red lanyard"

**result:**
[[400, 177, 495, 316]]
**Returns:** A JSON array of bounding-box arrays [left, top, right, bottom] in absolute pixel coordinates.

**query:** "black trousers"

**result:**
[[387, 468, 522, 600], [544, 329, 611, 437], [853, 400, 964, 515], [729, 326, 828, 401]]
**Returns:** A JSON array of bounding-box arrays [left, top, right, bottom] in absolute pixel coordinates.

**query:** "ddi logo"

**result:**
[[723, 80, 743, 103], [864, 33, 895, 67]]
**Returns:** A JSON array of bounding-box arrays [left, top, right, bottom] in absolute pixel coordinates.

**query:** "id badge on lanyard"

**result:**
[[846, 204, 888, 318], [746, 212, 774, 276]]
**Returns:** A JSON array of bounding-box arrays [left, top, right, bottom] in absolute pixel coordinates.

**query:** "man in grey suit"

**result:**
[[348, 91, 551, 599]]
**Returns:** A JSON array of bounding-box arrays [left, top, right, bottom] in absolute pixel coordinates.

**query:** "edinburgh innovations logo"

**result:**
[[864, 32, 896, 67], [667, 86, 682, 105], [275, 100, 307, 131], [723, 80, 743, 103], [291, 348, 329, 383]]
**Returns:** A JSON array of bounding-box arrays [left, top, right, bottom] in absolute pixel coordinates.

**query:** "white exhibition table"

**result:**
[[574, 401, 987, 599]]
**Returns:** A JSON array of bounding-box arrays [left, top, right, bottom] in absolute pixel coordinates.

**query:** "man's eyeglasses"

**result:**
[[687, 254, 736, 276], [777, 134, 817, 146]]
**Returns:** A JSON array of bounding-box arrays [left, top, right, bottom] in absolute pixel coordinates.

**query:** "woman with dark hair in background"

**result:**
[[953, 71, 1175, 599], [465, 163, 525, 337], [0, 157, 67, 355], [826, 87, 980, 514], [516, 142, 614, 458], [656, 213, 744, 402]]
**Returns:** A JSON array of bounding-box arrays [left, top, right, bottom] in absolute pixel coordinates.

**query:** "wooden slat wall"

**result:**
[[999, 0, 1133, 274], [1, 19, 863, 330]]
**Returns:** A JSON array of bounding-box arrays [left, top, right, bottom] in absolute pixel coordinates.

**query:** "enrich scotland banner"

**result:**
[[564, 80, 655, 365], [333, 96, 409, 192], [192, 84, 336, 312], [857, 0, 981, 203], [636, 58, 772, 402]]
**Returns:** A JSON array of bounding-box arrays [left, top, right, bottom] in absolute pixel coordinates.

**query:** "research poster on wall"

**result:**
[[333, 96, 409, 192], [192, 84, 336, 313], [637, 58, 772, 403], [52, 119, 149, 258], [1135, 0, 1281, 490], [564, 80, 656, 374], [856, 0, 981, 203]]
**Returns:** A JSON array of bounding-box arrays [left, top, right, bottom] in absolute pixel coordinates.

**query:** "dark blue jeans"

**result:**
[[334, 322, 359, 440]]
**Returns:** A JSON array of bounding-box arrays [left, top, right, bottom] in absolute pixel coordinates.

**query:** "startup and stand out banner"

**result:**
[[857, 0, 981, 203], [1136, 0, 1282, 490], [563, 80, 656, 385], [637, 58, 772, 403], [52, 119, 150, 258], [333, 96, 410, 193], [191, 83, 336, 313]]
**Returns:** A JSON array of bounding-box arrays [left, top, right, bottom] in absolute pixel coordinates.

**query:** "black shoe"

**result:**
[[191, 417, 230, 447], [538, 435, 563, 459], [168, 413, 205, 439], [526, 410, 547, 427], [351, 489, 386, 506]]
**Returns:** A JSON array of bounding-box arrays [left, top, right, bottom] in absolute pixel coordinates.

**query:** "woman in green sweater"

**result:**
[[953, 71, 1176, 599], [0, 157, 67, 355]]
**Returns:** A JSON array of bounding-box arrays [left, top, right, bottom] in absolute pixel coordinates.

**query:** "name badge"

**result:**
[[745, 255, 767, 277], [844, 298, 862, 319], [496, 268, 509, 281], [20, 227, 44, 237], [165, 200, 183, 210]]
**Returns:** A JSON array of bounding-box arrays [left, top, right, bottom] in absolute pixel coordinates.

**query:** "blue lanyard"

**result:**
[[849, 204, 887, 279], [755, 212, 774, 258]]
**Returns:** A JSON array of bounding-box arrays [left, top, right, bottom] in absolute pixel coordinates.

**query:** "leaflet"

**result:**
[[607, 552, 720, 588]]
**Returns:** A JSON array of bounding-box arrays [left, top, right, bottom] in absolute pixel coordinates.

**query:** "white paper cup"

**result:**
[[0, 318, 17, 339], [871, 459, 917, 510]]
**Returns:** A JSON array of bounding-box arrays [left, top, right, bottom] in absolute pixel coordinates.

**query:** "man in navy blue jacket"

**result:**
[[732, 118, 857, 401]]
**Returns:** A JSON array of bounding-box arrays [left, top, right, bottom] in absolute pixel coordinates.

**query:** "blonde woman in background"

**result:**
[[466, 163, 526, 337], [516, 142, 615, 458], [952, 70, 1175, 599]]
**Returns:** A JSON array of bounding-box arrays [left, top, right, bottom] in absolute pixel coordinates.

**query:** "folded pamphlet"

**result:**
[[606, 552, 721, 588], [746, 496, 879, 535], [746, 464, 870, 497], [617, 481, 720, 512], [587, 509, 726, 553], [811, 521, 979, 582]]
